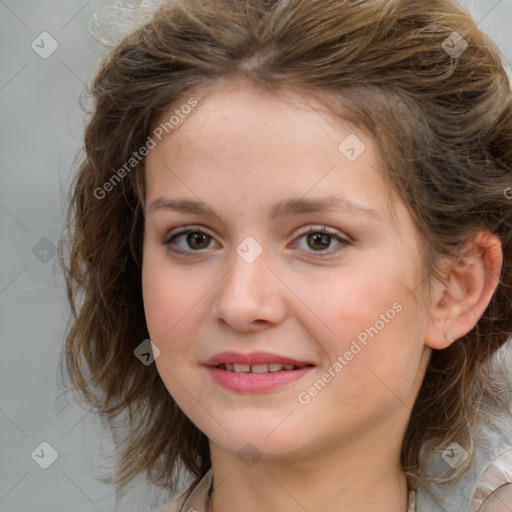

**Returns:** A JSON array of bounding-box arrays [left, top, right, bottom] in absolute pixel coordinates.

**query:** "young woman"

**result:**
[[59, 1, 512, 510]]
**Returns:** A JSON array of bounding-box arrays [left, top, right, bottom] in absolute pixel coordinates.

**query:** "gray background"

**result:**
[[1, 1, 511, 511]]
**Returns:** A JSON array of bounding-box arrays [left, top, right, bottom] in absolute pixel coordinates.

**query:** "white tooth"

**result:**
[[224, 363, 234, 372], [268, 363, 284, 372], [251, 364, 269, 373], [233, 363, 251, 373], [283, 364, 296, 371]]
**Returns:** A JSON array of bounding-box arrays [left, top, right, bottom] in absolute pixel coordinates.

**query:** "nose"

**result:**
[[211, 242, 287, 333]]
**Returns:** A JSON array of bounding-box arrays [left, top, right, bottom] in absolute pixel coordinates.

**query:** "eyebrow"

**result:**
[[147, 195, 382, 220]]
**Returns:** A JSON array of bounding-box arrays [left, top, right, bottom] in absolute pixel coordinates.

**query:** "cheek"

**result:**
[[141, 251, 218, 380], [141, 249, 194, 347], [141, 256, 205, 411], [334, 300, 423, 411], [294, 262, 405, 344], [303, 263, 423, 392]]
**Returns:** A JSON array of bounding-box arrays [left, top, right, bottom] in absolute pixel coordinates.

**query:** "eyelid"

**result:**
[[287, 225, 351, 257], [163, 224, 350, 244], [163, 223, 352, 257], [163, 224, 219, 244], [292, 224, 351, 243]]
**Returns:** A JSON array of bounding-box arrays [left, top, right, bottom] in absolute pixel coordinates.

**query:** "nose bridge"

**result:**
[[226, 235, 269, 296], [213, 236, 285, 329]]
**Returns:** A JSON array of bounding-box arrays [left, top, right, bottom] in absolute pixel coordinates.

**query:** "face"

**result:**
[[142, 79, 432, 461]]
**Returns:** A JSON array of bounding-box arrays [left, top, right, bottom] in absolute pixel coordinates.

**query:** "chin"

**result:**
[[205, 416, 309, 457]]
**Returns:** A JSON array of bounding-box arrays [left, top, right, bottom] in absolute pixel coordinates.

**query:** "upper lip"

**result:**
[[203, 351, 314, 368]]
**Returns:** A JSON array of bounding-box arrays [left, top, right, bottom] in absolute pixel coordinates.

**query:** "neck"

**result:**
[[208, 429, 410, 512]]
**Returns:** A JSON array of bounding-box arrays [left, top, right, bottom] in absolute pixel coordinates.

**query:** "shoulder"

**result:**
[[478, 483, 512, 512], [154, 490, 188, 512], [472, 446, 512, 512], [155, 469, 213, 512]]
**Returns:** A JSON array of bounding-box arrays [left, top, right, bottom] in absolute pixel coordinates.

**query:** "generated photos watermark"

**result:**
[[93, 97, 198, 200], [297, 301, 403, 405]]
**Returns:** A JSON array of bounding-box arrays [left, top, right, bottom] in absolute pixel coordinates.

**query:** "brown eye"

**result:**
[[306, 232, 332, 251], [163, 226, 218, 254], [292, 226, 351, 257], [186, 232, 211, 250]]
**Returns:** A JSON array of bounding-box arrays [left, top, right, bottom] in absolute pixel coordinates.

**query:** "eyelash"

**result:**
[[162, 225, 352, 258]]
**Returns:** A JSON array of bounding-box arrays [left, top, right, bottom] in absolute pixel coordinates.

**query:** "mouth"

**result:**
[[204, 351, 315, 393], [215, 362, 312, 373]]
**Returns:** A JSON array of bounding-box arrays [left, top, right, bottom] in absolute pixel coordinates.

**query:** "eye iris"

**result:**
[[187, 232, 210, 249], [307, 232, 331, 250]]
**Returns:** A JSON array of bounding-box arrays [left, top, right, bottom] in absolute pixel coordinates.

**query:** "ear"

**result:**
[[424, 230, 503, 350]]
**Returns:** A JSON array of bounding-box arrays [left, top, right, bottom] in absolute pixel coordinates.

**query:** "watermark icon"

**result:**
[[236, 236, 263, 264], [31, 441, 59, 469], [338, 134, 366, 161], [31, 32, 59, 59], [237, 442, 262, 468], [134, 339, 161, 365], [93, 97, 198, 200], [442, 31, 468, 59], [32, 236, 57, 263], [504, 187, 512, 200], [441, 441, 468, 469], [297, 301, 403, 405]]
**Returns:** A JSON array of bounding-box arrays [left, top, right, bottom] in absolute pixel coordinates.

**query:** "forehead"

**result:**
[[147, 80, 380, 182], [153, 80, 361, 154], [145, 79, 410, 233]]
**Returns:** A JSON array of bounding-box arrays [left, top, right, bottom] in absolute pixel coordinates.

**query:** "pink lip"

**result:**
[[203, 351, 315, 393]]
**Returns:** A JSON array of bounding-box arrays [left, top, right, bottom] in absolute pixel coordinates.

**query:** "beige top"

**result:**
[[156, 453, 512, 512], [469, 448, 512, 512], [156, 470, 417, 512]]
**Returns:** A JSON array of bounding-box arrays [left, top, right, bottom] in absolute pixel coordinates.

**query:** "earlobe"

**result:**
[[424, 230, 503, 350]]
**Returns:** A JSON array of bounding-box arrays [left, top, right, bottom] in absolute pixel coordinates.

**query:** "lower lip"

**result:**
[[206, 366, 314, 393]]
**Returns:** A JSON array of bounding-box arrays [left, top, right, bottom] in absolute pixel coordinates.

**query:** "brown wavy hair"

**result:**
[[58, 0, 512, 503]]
